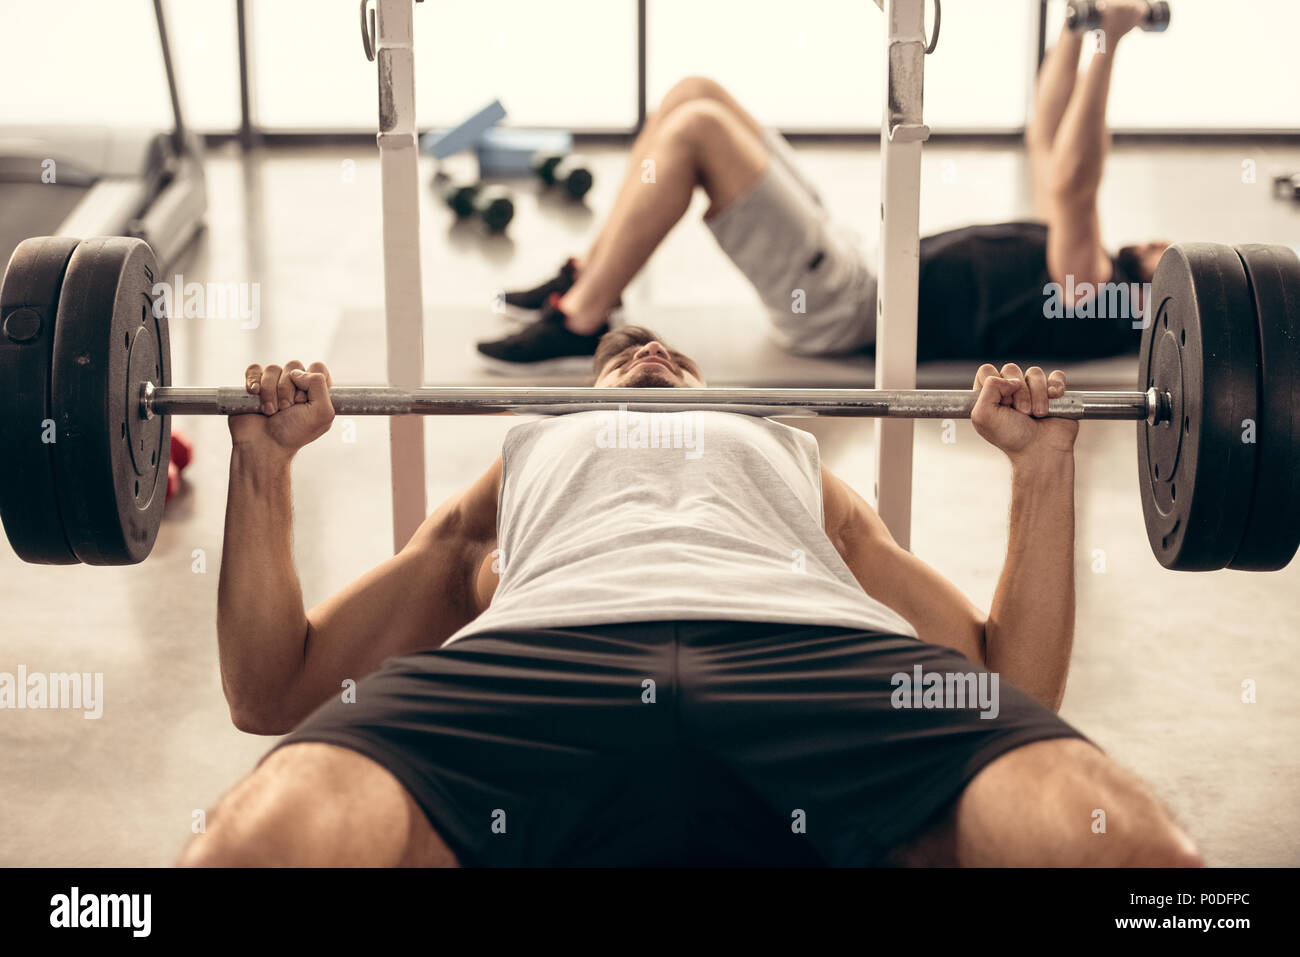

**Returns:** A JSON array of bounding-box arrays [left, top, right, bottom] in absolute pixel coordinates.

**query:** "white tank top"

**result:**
[[444, 410, 917, 646]]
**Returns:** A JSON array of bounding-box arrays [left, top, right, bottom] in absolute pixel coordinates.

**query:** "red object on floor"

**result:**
[[170, 431, 193, 471], [165, 430, 194, 503]]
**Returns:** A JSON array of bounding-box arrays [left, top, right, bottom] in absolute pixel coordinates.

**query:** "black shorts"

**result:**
[[267, 621, 1088, 866]]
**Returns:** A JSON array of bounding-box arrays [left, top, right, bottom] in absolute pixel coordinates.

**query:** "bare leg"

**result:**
[[888, 738, 1204, 866], [582, 77, 768, 267], [177, 743, 459, 867], [558, 99, 769, 334], [653, 75, 766, 139]]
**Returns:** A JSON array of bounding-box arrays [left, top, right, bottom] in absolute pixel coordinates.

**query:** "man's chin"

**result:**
[[622, 367, 680, 388]]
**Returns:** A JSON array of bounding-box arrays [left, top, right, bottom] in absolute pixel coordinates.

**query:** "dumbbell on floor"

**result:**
[[1066, 0, 1171, 32], [2, 235, 1298, 572], [441, 180, 515, 233], [531, 151, 593, 201]]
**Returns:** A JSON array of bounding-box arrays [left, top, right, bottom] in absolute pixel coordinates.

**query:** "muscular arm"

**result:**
[[1042, 1, 1152, 297], [1045, 45, 1119, 296], [822, 459, 1075, 710], [822, 364, 1080, 712], [1047, 39, 1115, 200], [218, 453, 501, 735], [984, 455, 1076, 710], [1026, 27, 1085, 156]]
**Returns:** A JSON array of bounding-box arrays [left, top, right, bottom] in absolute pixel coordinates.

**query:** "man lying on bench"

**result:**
[[179, 327, 1202, 867]]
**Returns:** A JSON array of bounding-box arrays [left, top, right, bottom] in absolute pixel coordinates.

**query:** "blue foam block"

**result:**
[[475, 127, 573, 178], [419, 100, 507, 160]]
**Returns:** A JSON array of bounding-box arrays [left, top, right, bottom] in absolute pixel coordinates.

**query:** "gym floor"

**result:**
[[3, 138, 1299, 866]]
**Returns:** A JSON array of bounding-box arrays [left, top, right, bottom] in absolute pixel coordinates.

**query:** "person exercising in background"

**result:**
[[178, 333, 1203, 866], [477, 0, 1170, 374]]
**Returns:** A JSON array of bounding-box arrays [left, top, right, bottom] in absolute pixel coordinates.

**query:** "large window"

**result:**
[[1045, 0, 1300, 130], [0, 0, 238, 132], [0, 0, 173, 129], [249, 0, 638, 131], [167, 1, 242, 132], [1, 1, 1294, 136], [647, 0, 1038, 132]]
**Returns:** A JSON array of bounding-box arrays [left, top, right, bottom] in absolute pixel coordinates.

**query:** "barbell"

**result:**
[[1, 235, 1297, 572]]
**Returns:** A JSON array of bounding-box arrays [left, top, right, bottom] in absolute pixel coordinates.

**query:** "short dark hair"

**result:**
[[592, 325, 676, 380]]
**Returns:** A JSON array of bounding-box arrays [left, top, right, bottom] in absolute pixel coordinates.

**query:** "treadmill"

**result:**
[[0, 0, 206, 270]]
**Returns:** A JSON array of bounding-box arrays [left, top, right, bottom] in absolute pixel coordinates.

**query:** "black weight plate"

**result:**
[[50, 238, 171, 565], [1229, 244, 1300, 570], [0, 237, 82, 564], [1137, 243, 1259, 570]]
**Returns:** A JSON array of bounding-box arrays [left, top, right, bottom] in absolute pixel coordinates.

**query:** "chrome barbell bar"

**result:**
[[141, 383, 1167, 423]]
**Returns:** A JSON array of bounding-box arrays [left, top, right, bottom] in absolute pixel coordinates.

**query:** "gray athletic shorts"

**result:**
[[707, 136, 879, 357]]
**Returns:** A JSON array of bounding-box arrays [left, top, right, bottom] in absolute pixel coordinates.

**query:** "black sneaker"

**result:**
[[500, 259, 624, 326], [501, 259, 578, 320], [476, 300, 608, 375]]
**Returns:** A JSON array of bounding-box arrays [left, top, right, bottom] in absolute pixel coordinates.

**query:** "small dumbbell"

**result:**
[[531, 151, 594, 201], [442, 181, 515, 233], [1066, 1, 1171, 33], [1273, 174, 1300, 202], [532, 151, 564, 185]]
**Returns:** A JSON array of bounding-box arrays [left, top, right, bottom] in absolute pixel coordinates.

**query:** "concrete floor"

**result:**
[[2, 137, 1299, 865]]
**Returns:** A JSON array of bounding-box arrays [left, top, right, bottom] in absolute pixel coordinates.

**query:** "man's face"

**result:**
[[593, 338, 706, 389]]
